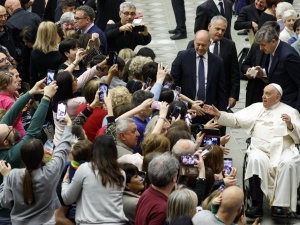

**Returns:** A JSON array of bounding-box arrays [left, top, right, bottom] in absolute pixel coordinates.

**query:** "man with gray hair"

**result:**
[[74, 5, 107, 54], [254, 24, 300, 111], [204, 83, 300, 218], [105, 2, 151, 53], [116, 117, 140, 158], [172, 139, 195, 157], [135, 152, 179, 225]]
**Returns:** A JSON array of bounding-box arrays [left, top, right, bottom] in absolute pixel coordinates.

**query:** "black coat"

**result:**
[[234, 3, 261, 31], [194, 0, 232, 40]]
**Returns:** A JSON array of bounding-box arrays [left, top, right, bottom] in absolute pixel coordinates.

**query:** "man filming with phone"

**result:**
[[204, 83, 300, 218], [105, 2, 151, 53]]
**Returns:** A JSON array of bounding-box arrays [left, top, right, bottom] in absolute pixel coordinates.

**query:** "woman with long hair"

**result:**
[[61, 135, 128, 224], [30, 21, 65, 87], [0, 115, 73, 224]]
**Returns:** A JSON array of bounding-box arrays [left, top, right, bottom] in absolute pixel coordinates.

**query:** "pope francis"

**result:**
[[204, 83, 300, 218]]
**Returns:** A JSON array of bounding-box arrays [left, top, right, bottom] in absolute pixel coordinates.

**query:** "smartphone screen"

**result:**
[[174, 86, 181, 101], [223, 158, 233, 175], [170, 106, 181, 119], [179, 155, 199, 165], [151, 101, 161, 110], [163, 82, 171, 89], [56, 102, 66, 122], [99, 83, 109, 102], [138, 171, 146, 183], [46, 70, 55, 85], [200, 136, 220, 147], [144, 77, 152, 89]]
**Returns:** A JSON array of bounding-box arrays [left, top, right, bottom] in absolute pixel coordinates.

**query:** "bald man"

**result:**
[[204, 83, 300, 218], [171, 30, 227, 125], [193, 186, 244, 224], [5, 0, 41, 49]]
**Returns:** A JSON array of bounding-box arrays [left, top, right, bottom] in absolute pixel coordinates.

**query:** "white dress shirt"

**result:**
[[195, 52, 208, 100]]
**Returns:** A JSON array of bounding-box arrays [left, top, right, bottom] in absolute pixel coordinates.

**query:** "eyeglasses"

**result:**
[[0, 14, 8, 19], [122, 11, 136, 17], [74, 16, 86, 20], [0, 57, 10, 63], [2, 126, 13, 143]]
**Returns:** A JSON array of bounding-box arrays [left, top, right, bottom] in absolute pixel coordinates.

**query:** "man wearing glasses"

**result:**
[[105, 2, 152, 53], [74, 5, 107, 55]]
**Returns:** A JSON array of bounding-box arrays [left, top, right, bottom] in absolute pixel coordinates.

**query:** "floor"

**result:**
[[134, 0, 300, 224]]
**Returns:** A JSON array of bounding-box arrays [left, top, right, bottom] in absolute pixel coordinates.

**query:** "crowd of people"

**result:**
[[0, 0, 298, 224]]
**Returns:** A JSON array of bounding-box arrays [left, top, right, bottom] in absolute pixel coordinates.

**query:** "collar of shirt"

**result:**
[[209, 39, 219, 52], [196, 51, 208, 60], [83, 23, 94, 34], [213, 0, 224, 11]]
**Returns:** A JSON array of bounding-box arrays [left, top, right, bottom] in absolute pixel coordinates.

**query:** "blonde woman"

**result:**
[[166, 188, 198, 224], [30, 21, 65, 87]]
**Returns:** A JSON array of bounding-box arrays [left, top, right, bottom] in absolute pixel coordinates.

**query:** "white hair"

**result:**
[[276, 2, 293, 18], [282, 9, 297, 23]]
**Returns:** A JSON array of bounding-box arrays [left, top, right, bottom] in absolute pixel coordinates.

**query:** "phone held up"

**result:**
[[99, 83, 109, 102], [56, 102, 67, 122], [107, 51, 118, 66], [46, 69, 55, 85]]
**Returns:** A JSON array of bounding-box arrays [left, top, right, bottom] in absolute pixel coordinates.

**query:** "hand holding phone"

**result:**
[[144, 77, 152, 89], [170, 106, 181, 119], [132, 25, 145, 32], [180, 155, 199, 165]]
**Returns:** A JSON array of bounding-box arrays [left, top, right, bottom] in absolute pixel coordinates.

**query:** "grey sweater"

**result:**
[[62, 162, 128, 224], [0, 126, 72, 225]]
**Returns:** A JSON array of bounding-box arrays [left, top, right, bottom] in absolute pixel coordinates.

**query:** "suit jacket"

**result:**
[[266, 41, 300, 111], [234, 3, 260, 31], [186, 38, 240, 101], [241, 43, 267, 107], [194, 0, 232, 40], [171, 48, 227, 111]]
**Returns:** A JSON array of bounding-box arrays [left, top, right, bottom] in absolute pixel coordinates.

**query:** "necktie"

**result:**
[[268, 55, 273, 73], [213, 41, 219, 56], [219, 1, 225, 16], [197, 56, 205, 101]]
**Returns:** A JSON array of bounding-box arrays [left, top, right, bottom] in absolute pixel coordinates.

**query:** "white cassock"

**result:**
[[216, 102, 300, 212]]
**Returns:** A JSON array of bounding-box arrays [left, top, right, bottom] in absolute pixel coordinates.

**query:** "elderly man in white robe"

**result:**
[[204, 83, 300, 218]]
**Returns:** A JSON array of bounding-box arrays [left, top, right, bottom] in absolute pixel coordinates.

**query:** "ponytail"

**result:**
[[23, 169, 35, 205]]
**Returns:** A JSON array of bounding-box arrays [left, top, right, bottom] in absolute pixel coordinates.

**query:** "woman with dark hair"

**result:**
[[120, 163, 144, 225], [0, 115, 73, 224], [52, 58, 105, 146], [61, 135, 128, 224], [20, 26, 37, 83]]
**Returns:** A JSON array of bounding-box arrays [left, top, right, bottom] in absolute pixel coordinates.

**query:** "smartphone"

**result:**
[[138, 171, 146, 183], [174, 86, 181, 101], [151, 101, 162, 110], [223, 158, 233, 175], [170, 106, 181, 119], [133, 18, 142, 25], [85, 39, 95, 54], [163, 82, 171, 89], [144, 77, 152, 89], [179, 155, 199, 165], [99, 83, 109, 102], [56, 102, 67, 122], [107, 51, 118, 66], [199, 129, 221, 136], [200, 136, 220, 147], [46, 69, 55, 85], [218, 184, 226, 191], [132, 25, 145, 32], [200, 145, 213, 156]]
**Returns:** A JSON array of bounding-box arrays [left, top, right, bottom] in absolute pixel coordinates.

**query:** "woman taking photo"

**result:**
[[61, 135, 128, 224], [0, 113, 73, 224]]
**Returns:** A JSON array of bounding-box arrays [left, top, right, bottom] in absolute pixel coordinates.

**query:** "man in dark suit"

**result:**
[[188, 16, 239, 109], [75, 5, 107, 55], [255, 25, 300, 112], [171, 30, 227, 124], [194, 0, 232, 40], [234, 0, 266, 33], [169, 0, 187, 40]]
